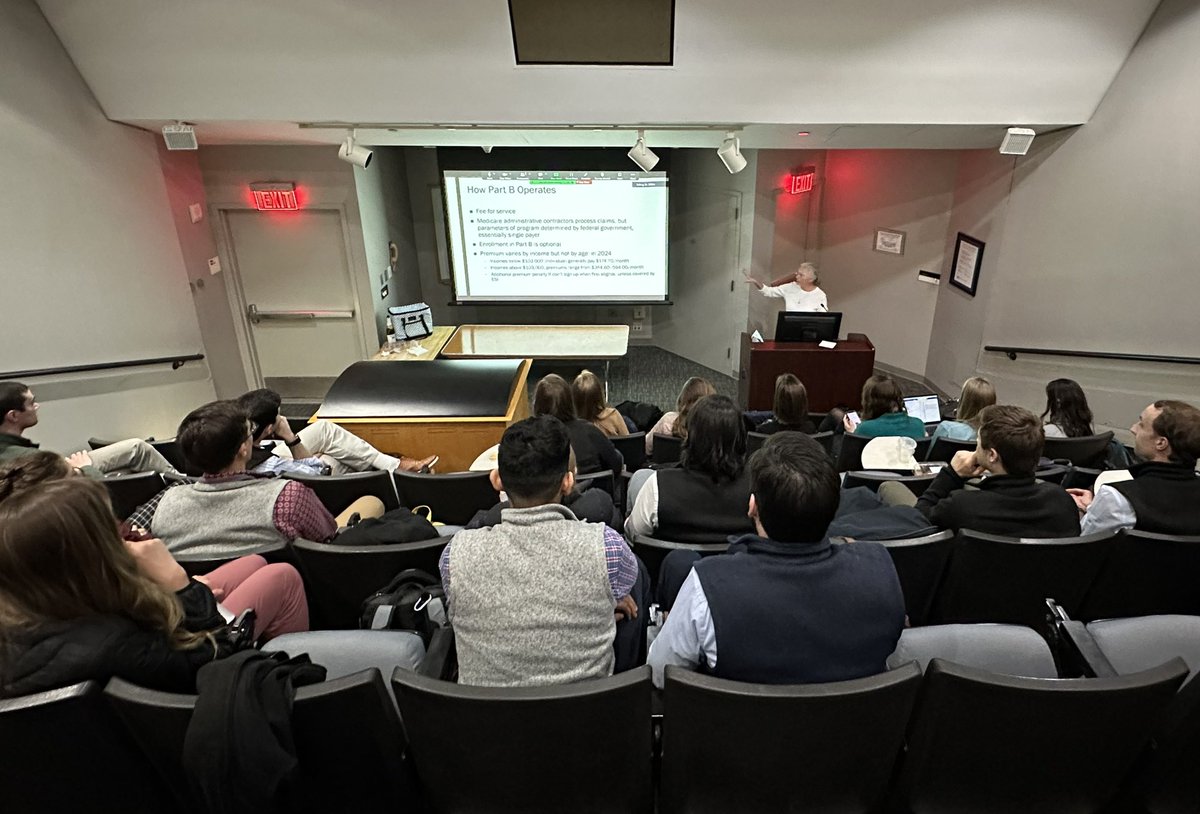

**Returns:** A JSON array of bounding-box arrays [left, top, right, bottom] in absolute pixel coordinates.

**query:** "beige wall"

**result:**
[[928, 0, 1200, 437], [819, 150, 959, 375], [0, 0, 214, 450]]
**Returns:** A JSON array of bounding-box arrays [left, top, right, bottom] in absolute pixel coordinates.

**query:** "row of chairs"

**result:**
[[633, 527, 1200, 628], [7, 621, 1196, 814]]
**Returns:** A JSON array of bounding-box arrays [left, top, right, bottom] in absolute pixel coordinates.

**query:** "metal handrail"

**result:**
[[984, 345, 1200, 366], [0, 354, 205, 379]]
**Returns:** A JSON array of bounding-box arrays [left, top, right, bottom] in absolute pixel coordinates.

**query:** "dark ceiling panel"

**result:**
[[509, 0, 674, 65]]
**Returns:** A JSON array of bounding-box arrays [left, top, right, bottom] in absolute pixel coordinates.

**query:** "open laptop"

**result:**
[[903, 394, 942, 423]]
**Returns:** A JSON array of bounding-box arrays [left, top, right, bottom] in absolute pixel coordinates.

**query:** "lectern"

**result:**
[[739, 333, 875, 412], [316, 358, 532, 473]]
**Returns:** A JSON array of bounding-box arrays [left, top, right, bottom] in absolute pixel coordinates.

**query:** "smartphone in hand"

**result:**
[[846, 410, 862, 429]]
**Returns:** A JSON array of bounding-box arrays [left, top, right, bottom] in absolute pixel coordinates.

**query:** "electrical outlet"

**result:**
[[630, 321, 645, 334]]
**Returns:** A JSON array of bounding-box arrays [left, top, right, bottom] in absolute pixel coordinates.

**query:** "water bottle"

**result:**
[[384, 315, 396, 353]]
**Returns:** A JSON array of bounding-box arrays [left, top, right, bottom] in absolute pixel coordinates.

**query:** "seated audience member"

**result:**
[[646, 376, 717, 454], [141, 401, 382, 558], [626, 395, 756, 543], [571, 370, 629, 438], [929, 376, 995, 443], [1041, 378, 1095, 438], [844, 375, 926, 440], [886, 405, 1080, 537], [0, 452, 309, 644], [439, 416, 644, 687], [237, 388, 436, 475], [647, 432, 905, 687], [755, 373, 817, 435], [0, 380, 180, 477], [532, 374, 623, 477], [1071, 400, 1200, 535], [0, 475, 285, 697], [465, 448, 622, 532]]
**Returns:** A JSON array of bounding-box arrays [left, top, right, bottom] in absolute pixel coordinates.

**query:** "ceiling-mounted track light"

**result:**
[[627, 129, 659, 171], [717, 131, 747, 174], [338, 133, 373, 168]]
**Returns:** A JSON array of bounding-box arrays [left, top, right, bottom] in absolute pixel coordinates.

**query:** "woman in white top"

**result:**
[[744, 262, 828, 312]]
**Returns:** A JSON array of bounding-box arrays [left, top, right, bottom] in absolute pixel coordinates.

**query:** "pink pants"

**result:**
[[202, 556, 309, 641]]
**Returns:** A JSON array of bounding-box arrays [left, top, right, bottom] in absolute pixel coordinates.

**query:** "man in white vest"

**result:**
[[439, 415, 644, 687]]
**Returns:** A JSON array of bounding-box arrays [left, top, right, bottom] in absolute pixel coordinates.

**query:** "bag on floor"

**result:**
[[361, 568, 445, 643], [335, 508, 439, 545]]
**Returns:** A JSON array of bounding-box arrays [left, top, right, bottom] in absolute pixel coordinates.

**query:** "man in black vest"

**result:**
[[1071, 400, 1200, 535], [646, 432, 905, 687]]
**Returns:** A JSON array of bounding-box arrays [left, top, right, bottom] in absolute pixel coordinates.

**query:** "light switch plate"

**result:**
[[188, 203, 203, 223], [207, 256, 221, 275]]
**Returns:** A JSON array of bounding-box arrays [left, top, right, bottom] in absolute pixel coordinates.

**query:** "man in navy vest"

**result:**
[[647, 432, 905, 687], [1070, 400, 1200, 535]]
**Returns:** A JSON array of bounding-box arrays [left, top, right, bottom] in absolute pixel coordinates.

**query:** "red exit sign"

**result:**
[[789, 169, 816, 195], [249, 182, 299, 211]]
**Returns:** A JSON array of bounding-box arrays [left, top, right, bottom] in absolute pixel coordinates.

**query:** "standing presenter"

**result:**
[[744, 262, 828, 312]]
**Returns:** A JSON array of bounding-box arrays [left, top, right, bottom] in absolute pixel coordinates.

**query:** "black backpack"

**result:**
[[615, 400, 665, 434], [335, 508, 439, 545], [360, 568, 444, 643]]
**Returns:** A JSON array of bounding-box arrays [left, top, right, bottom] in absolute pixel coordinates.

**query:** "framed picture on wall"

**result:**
[[950, 232, 985, 296], [873, 228, 906, 255]]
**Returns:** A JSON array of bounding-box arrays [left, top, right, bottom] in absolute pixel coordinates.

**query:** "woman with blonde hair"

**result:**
[[929, 377, 996, 443], [646, 377, 717, 454], [571, 369, 629, 438], [0, 459, 309, 697]]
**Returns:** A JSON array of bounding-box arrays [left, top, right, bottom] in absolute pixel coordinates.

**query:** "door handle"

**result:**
[[247, 304, 354, 324]]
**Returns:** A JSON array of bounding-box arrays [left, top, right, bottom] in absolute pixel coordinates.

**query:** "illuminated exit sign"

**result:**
[[788, 169, 816, 195], [250, 182, 299, 211]]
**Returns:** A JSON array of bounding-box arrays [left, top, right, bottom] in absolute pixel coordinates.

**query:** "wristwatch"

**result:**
[[284, 435, 304, 448]]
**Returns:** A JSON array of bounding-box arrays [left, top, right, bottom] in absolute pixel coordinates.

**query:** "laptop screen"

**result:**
[[903, 394, 941, 423]]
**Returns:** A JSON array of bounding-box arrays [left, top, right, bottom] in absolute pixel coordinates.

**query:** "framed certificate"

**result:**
[[950, 233, 985, 296], [873, 228, 906, 255]]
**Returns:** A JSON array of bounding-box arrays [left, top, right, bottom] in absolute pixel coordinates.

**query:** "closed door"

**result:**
[[225, 209, 365, 395]]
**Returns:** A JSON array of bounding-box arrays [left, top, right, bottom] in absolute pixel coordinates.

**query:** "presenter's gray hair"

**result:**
[[797, 262, 818, 282]]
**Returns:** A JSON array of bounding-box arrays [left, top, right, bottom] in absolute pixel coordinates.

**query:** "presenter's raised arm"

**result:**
[[741, 270, 764, 290]]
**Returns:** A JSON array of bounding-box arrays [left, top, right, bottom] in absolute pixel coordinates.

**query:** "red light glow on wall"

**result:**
[[250, 182, 299, 211], [788, 169, 816, 195]]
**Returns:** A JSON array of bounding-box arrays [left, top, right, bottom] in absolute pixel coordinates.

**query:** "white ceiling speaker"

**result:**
[[627, 129, 659, 171], [717, 131, 747, 174], [999, 127, 1036, 156], [338, 135, 373, 168], [161, 123, 197, 150]]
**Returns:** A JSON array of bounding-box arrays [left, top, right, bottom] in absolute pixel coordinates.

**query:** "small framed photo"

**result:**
[[950, 232, 986, 297], [873, 228, 906, 255]]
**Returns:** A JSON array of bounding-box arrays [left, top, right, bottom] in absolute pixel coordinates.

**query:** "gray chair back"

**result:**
[[887, 624, 1058, 678]]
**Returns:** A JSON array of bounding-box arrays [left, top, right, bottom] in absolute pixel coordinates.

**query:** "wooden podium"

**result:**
[[315, 358, 532, 473], [739, 333, 876, 412]]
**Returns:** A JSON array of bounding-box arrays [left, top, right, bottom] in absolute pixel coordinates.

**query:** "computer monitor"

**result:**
[[774, 311, 842, 343], [903, 394, 942, 423]]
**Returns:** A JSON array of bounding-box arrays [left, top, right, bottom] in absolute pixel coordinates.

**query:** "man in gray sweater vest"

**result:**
[[440, 416, 643, 687]]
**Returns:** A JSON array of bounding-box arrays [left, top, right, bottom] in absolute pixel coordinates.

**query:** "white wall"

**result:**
[[657, 149, 758, 375], [353, 147, 423, 340], [818, 150, 959, 375], [927, 0, 1200, 437], [0, 0, 214, 450], [924, 149, 1019, 394]]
